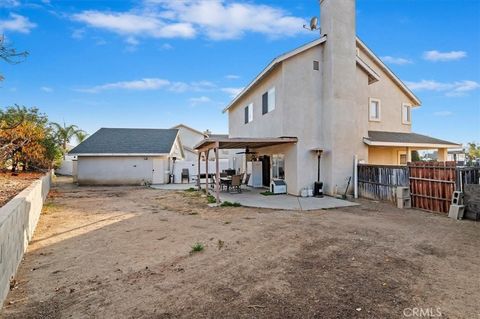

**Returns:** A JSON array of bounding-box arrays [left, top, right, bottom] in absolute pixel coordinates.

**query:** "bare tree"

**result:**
[[0, 35, 29, 81]]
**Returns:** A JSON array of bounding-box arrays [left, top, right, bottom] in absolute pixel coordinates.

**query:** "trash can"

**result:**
[[314, 181, 323, 197]]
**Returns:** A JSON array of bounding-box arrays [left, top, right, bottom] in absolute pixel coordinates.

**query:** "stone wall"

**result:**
[[464, 184, 480, 220], [0, 171, 52, 306]]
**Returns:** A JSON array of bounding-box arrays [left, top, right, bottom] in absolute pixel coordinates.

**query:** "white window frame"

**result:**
[[369, 97, 381, 122], [267, 87, 276, 112], [248, 102, 253, 123], [402, 103, 411, 124]]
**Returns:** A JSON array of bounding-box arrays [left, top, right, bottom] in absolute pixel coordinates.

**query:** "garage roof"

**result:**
[[69, 128, 179, 155], [364, 131, 461, 148]]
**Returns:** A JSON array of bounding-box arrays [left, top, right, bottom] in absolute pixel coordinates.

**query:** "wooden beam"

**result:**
[[215, 145, 220, 204], [197, 151, 201, 190], [205, 149, 210, 194]]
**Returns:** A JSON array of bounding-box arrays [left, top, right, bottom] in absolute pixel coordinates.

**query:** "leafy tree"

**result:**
[[50, 122, 86, 157], [466, 142, 480, 165], [0, 106, 61, 172], [411, 150, 421, 162]]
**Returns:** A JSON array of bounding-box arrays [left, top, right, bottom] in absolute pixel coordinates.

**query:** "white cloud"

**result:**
[[189, 96, 211, 106], [0, 13, 36, 34], [76, 78, 217, 94], [423, 50, 467, 62], [72, 10, 195, 39], [221, 87, 243, 98], [225, 74, 240, 80], [160, 43, 173, 50], [76, 78, 171, 93], [405, 80, 480, 97], [433, 111, 453, 117], [381, 56, 412, 65], [0, 0, 20, 7], [73, 0, 306, 41], [71, 28, 85, 39], [41, 86, 53, 93]]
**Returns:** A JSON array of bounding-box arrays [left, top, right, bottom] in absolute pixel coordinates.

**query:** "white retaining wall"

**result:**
[[0, 171, 52, 306]]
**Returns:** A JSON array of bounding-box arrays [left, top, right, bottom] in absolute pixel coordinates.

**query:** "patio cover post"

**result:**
[[197, 151, 201, 190], [215, 143, 220, 204], [205, 149, 210, 194]]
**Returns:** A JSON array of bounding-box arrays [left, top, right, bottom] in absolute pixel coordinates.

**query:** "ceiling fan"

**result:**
[[236, 147, 257, 155]]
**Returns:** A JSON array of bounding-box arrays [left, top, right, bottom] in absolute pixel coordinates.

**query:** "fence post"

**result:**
[[353, 155, 358, 199]]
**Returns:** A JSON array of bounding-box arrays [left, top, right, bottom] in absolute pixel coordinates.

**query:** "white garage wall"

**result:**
[[77, 156, 166, 185]]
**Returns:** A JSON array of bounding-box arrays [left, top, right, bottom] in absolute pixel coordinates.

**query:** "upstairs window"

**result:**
[[402, 103, 411, 124], [369, 98, 381, 121], [262, 87, 276, 115], [244, 103, 253, 124]]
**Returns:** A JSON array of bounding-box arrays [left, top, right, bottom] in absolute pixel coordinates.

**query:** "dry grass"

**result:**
[[2, 177, 479, 318]]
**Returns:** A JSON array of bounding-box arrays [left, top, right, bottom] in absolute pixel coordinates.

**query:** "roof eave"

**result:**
[[363, 138, 461, 149], [356, 37, 421, 107], [222, 36, 327, 113], [72, 153, 170, 156]]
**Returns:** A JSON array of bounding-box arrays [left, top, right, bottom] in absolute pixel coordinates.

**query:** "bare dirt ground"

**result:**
[[2, 177, 479, 319], [0, 171, 44, 207]]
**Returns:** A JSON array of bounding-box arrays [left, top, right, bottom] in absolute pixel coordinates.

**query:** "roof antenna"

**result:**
[[303, 16, 321, 35]]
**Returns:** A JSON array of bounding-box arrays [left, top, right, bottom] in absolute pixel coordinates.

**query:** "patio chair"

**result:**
[[243, 173, 251, 189], [230, 174, 242, 193], [181, 169, 189, 183]]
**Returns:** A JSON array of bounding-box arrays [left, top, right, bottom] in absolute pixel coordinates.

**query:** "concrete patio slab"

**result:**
[[217, 188, 358, 211], [150, 183, 195, 190]]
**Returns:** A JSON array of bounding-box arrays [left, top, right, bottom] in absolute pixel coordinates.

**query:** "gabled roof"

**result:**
[[222, 35, 420, 113], [356, 38, 421, 106], [171, 123, 206, 137], [223, 36, 327, 113], [364, 131, 460, 148], [69, 128, 180, 156]]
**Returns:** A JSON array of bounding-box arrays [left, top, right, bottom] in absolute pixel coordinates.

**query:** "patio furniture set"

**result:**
[[211, 171, 251, 193]]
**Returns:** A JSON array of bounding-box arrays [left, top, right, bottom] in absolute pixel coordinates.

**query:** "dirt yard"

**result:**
[[0, 171, 44, 207], [2, 177, 479, 318]]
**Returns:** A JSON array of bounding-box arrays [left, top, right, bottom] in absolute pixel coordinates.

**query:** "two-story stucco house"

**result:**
[[199, 0, 459, 196]]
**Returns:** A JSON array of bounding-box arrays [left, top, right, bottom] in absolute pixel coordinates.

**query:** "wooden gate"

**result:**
[[408, 162, 456, 213]]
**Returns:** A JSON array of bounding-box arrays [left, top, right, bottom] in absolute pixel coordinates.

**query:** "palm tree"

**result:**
[[50, 122, 86, 157], [75, 131, 89, 143]]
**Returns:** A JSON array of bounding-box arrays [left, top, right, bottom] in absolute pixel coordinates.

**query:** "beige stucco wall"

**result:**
[[356, 47, 416, 133], [0, 171, 52, 305], [228, 65, 284, 138], [368, 146, 408, 165], [77, 156, 167, 185], [175, 126, 204, 161]]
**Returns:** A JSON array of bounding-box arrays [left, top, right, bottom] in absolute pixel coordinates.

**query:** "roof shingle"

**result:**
[[365, 131, 459, 146], [69, 128, 178, 155]]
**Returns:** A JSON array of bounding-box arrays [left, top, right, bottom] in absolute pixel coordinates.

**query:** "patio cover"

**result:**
[[194, 136, 298, 152], [193, 136, 297, 204], [363, 131, 460, 148]]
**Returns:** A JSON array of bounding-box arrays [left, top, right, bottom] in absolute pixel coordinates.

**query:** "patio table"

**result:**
[[220, 177, 232, 191]]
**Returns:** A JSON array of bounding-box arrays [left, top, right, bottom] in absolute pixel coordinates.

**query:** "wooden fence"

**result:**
[[408, 162, 457, 213], [357, 164, 409, 203], [456, 166, 480, 192]]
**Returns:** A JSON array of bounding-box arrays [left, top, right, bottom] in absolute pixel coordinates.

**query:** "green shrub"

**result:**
[[191, 242, 204, 253], [260, 191, 275, 196], [207, 195, 216, 203], [185, 187, 197, 192], [220, 201, 242, 207]]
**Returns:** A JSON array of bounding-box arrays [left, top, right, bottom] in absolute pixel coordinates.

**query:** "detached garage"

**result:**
[[69, 128, 184, 185]]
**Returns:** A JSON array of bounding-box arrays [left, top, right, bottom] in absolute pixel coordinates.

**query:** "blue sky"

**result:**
[[0, 0, 479, 145]]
